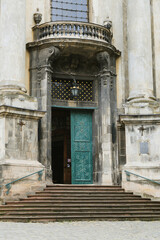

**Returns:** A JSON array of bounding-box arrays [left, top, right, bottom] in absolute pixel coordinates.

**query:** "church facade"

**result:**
[[0, 0, 160, 202]]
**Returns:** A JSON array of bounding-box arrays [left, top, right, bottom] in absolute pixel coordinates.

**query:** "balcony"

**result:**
[[27, 21, 120, 56], [33, 21, 112, 43]]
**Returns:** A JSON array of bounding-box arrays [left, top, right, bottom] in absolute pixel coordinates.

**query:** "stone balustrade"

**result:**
[[33, 21, 112, 44]]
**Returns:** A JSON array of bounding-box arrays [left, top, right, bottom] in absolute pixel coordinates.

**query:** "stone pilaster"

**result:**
[[97, 51, 118, 185], [29, 46, 60, 183]]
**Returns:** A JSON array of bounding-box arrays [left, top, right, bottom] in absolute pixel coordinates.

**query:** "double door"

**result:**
[[52, 109, 93, 184]]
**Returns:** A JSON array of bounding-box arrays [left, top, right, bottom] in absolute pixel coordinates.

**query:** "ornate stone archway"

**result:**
[[27, 35, 119, 184]]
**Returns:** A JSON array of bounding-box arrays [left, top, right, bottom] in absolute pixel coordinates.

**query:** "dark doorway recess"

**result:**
[[52, 108, 71, 184]]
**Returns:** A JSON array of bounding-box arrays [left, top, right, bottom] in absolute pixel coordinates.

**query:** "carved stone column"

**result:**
[[120, 0, 160, 199], [127, 0, 155, 103], [0, 0, 46, 202], [97, 51, 118, 185], [0, 0, 26, 93], [29, 46, 60, 182]]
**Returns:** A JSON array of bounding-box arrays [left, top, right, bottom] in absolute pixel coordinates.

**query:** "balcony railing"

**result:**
[[33, 21, 112, 44]]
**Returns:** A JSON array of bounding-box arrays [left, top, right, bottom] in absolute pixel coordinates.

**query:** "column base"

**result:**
[[120, 114, 160, 199], [125, 98, 160, 115], [127, 89, 156, 103], [0, 160, 46, 203], [0, 81, 27, 94], [0, 90, 38, 110], [0, 91, 45, 202]]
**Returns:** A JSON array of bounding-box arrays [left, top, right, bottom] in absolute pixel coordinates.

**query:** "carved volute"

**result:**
[[37, 47, 60, 67], [96, 51, 110, 73]]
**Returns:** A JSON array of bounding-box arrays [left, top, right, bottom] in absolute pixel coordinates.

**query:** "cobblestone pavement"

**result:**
[[0, 221, 160, 240]]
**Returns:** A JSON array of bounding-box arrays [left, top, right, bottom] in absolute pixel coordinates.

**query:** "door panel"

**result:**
[[52, 109, 71, 184], [63, 132, 71, 184], [71, 110, 93, 184]]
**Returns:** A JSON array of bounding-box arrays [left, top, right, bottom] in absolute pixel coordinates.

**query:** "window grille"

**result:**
[[51, 79, 93, 102], [51, 0, 89, 22]]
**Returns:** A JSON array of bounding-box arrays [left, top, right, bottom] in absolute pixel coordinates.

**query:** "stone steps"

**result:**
[[21, 196, 143, 201], [0, 185, 160, 222], [6, 200, 153, 205], [1, 210, 160, 215], [28, 193, 137, 198], [0, 215, 160, 222], [0, 208, 160, 212]]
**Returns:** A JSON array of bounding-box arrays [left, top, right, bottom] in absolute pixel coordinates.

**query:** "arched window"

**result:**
[[51, 0, 89, 22]]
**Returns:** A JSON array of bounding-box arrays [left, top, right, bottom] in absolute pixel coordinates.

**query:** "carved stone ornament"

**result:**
[[96, 51, 110, 72], [33, 9, 42, 25], [51, 54, 99, 75], [47, 47, 61, 64], [103, 19, 112, 30], [38, 47, 60, 66]]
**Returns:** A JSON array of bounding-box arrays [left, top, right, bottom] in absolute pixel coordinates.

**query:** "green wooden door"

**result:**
[[71, 110, 93, 184]]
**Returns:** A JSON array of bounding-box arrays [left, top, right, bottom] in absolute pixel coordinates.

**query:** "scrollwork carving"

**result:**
[[96, 51, 110, 72], [39, 47, 60, 66], [47, 47, 60, 65], [51, 54, 99, 75]]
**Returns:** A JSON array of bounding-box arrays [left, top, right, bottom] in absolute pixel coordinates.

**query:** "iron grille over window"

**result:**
[[51, 0, 89, 22], [51, 79, 93, 101]]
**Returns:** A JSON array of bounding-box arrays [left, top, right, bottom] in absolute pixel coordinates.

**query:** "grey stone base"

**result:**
[[0, 160, 45, 203], [122, 166, 160, 199], [0, 91, 46, 202]]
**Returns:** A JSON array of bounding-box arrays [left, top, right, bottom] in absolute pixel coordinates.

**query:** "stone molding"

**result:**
[[0, 81, 27, 94], [120, 114, 160, 125], [0, 105, 45, 120]]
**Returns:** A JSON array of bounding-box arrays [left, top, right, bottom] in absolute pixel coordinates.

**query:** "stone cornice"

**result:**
[[27, 37, 120, 57], [0, 105, 45, 120], [119, 114, 160, 124]]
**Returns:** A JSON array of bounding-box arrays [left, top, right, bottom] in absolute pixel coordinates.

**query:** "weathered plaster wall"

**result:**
[[26, 0, 50, 93], [26, 0, 50, 43], [4, 118, 38, 161], [125, 124, 160, 167]]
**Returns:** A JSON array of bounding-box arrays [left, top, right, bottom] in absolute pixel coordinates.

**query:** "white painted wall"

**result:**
[[26, 0, 50, 43], [25, 0, 50, 92]]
